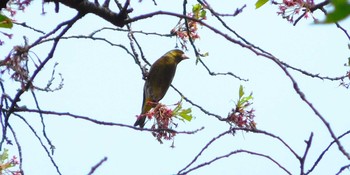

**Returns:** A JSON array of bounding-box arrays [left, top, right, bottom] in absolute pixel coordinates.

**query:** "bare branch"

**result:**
[[52, 0, 132, 27], [171, 85, 224, 121], [201, 0, 246, 17], [1, 12, 84, 150], [178, 130, 231, 174], [87, 157, 108, 175], [8, 124, 24, 175], [89, 27, 174, 37], [335, 164, 350, 175], [234, 128, 301, 160], [307, 130, 350, 174], [335, 22, 350, 41], [12, 108, 204, 135], [179, 149, 292, 175], [300, 133, 313, 174], [13, 22, 46, 34], [14, 113, 62, 175], [31, 91, 55, 155]]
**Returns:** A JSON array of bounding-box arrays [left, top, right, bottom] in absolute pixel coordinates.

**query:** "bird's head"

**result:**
[[167, 49, 189, 64]]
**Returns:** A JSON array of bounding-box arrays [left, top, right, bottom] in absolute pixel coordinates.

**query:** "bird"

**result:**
[[134, 49, 189, 128]]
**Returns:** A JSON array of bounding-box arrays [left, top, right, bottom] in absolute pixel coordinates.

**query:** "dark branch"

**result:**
[[1, 13, 84, 150], [49, 0, 133, 27], [300, 133, 313, 174], [87, 157, 108, 175], [0, 0, 9, 10], [335, 164, 350, 175], [178, 130, 231, 174], [179, 149, 292, 175], [307, 130, 350, 174], [14, 113, 62, 175], [12, 108, 204, 135]]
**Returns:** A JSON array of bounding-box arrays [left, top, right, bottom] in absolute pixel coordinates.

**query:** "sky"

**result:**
[[1, 0, 350, 175]]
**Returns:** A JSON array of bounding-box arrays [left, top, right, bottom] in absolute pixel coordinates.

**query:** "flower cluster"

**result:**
[[0, 0, 32, 45], [139, 100, 192, 144], [0, 149, 21, 175], [5, 0, 32, 16], [0, 45, 30, 89], [274, 0, 316, 23], [227, 104, 256, 130], [171, 4, 206, 49], [150, 103, 177, 144], [0, 32, 13, 46], [227, 85, 256, 130]]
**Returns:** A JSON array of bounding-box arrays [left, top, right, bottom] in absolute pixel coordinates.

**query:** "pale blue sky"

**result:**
[[1, 0, 350, 174]]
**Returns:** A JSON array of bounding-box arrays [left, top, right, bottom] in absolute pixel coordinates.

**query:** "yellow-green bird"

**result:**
[[134, 49, 189, 128]]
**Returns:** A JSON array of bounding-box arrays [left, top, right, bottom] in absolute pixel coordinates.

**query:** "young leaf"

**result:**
[[0, 149, 9, 163], [172, 103, 182, 114], [239, 85, 244, 99], [195, 55, 200, 65], [200, 10, 207, 19], [192, 4, 201, 14], [324, 0, 350, 23], [0, 14, 13, 29], [178, 108, 192, 121], [255, 0, 269, 9], [324, 5, 350, 23]]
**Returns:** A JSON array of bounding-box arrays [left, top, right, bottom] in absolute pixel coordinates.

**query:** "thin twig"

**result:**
[[13, 108, 204, 135], [306, 130, 350, 174], [8, 124, 24, 175], [87, 157, 108, 175], [13, 22, 46, 34], [171, 85, 224, 121], [300, 132, 313, 174], [14, 113, 62, 175], [178, 130, 231, 174], [335, 164, 350, 175], [234, 128, 301, 160], [179, 149, 292, 175], [1, 12, 85, 153], [31, 91, 55, 155]]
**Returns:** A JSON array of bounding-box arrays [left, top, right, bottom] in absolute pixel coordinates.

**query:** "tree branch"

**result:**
[[179, 149, 292, 175], [52, 0, 132, 27], [87, 157, 108, 175]]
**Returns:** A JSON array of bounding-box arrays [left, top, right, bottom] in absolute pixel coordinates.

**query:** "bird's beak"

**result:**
[[182, 53, 189, 60]]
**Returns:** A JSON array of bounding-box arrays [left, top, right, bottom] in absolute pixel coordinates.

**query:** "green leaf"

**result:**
[[240, 96, 253, 104], [0, 149, 9, 163], [200, 10, 207, 19], [324, 0, 350, 23], [255, 0, 269, 9], [0, 14, 13, 29], [172, 103, 182, 114], [195, 55, 200, 65], [239, 85, 244, 99], [192, 4, 201, 13], [178, 108, 193, 121], [325, 5, 350, 23]]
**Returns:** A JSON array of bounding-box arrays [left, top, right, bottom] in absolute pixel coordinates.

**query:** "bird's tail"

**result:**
[[134, 115, 146, 128], [134, 97, 153, 128]]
